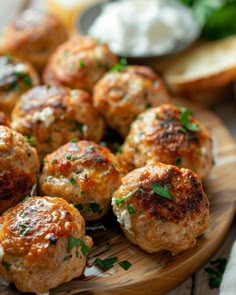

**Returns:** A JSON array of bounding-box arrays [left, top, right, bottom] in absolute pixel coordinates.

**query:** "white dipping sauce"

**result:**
[[88, 0, 199, 56]]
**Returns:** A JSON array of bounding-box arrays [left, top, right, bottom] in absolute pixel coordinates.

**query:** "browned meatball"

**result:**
[[0, 126, 39, 214], [39, 140, 126, 221], [43, 36, 118, 92], [112, 163, 209, 255], [11, 85, 105, 161], [0, 111, 11, 127], [121, 104, 213, 179], [0, 10, 68, 71], [0, 196, 93, 294], [0, 55, 39, 116], [94, 65, 170, 137]]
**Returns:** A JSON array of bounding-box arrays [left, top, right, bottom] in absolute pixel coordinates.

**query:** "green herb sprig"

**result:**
[[204, 257, 227, 289], [151, 184, 174, 201], [68, 236, 90, 256], [180, 109, 200, 132]]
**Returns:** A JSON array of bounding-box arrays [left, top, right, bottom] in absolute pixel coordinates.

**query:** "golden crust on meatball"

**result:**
[[0, 55, 39, 115], [11, 85, 105, 162], [0, 196, 93, 294], [0, 10, 68, 71], [121, 104, 213, 179], [43, 36, 118, 92], [112, 163, 209, 255], [39, 140, 126, 221], [94, 65, 170, 137], [0, 126, 39, 214]]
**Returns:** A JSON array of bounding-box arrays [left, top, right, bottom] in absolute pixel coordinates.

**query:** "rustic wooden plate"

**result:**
[[1, 99, 236, 295]]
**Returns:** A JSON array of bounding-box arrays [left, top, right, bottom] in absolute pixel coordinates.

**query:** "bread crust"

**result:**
[[164, 36, 236, 96]]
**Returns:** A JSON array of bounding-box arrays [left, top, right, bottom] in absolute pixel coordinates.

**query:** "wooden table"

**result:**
[[1, 1, 236, 294]]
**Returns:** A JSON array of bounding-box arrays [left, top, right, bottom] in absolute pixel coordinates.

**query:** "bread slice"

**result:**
[[163, 36, 236, 104]]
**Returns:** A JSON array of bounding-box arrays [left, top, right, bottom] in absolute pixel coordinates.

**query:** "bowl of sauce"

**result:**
[[77, 0, 201, 58]]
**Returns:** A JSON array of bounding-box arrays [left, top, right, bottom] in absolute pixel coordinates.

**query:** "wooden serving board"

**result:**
[[1, 99, 236, 295]]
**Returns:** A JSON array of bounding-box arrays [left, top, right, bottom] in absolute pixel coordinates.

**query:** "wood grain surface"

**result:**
[[0, 99, 235, 295]]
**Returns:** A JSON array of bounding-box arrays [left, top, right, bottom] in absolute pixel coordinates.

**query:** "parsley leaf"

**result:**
[[180, 109, 200, 131], [95, 257, 118, 270], [204, 257, 227, 289], [111, 57, 127, 72], [116, 188, 143, 205], [118, 260, 132, 270], [19, 222, 30, 235], [127, 203, 136, 214], [175, 157, 181, 166], [2, 261, 10, 271], [151, 184, 174, 201], [68, 236, 90, 255], [88, 201, 102, 213], [70, 178, 76, 185], [74, 204, 83, 211]]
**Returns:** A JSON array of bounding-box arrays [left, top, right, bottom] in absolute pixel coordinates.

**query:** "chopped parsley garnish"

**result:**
[[13, 69, 32, 86], [88, 201, 102, 213], [75, 122, 84, 134], [3, 80, 20, 92], [204, 257, 227, 289], [70, 178, 77, 185], [95, 257, 118, 270], [111, 57, 128, 72], [89, 145, 95, 152], [191, 166, 197, 173], [116, 146, 122, 154], [175, 157, 181, 166], [105, 243, 111, 250], [3, 53, 12, 63], [71, 138, 79, 143], [63, 255, 72, 261], [2, 261, 10, 271], [112, 162, 118, 169], [127, 203, 136, 214], [116, 188, 143, 205], [78, 60, 86, 68], [24, 135, 36, 143], [68, 236, 90, 256], [180, 109, 200, 132], [145, 102, 152, 109], [19, 222, 30, 236], [151, 184, 174, 201], [72, 156, 80, 161], [21, 195, 29, 202], [66, 155, 72, 160], [45, 137, 52, 143], [118, 260, 132, 271], [74, 204, 83, 211]]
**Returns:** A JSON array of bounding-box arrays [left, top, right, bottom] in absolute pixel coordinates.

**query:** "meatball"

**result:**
[[39, 140, 126, 221], [94, 65, 170, 137], [112, 163, 209, 255], [0, 55, 39, 115], [11, 85, 105, 162], [0, 126, 39, 214], [0, 10, 68, 71], [0, 196, 93, 294], [121, 104, 213, 179], [43, 36, 118, 92]]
